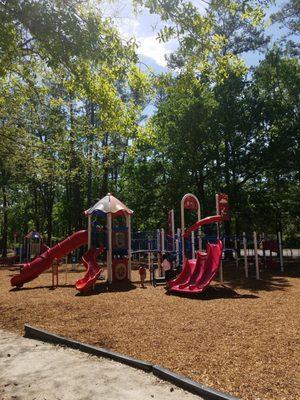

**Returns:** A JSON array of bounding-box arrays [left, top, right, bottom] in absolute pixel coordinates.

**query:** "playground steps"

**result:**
[[154, 276, 166, 285]]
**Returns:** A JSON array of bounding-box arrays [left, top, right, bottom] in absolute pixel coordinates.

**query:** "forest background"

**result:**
[[0, 0, 299, 256]]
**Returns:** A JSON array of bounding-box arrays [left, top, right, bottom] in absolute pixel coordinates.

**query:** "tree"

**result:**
[[247, 47, 300, 236], [272, 0, 300, 56], [0, 1, 151, 253], [135, 0, 271, 79]]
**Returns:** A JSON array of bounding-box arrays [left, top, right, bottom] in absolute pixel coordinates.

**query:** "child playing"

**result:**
[[162, 253, 172, 287], [138, 265, 147, 288]]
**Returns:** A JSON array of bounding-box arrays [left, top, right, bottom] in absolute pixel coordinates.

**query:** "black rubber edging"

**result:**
[[24, 324, 240, 400], [153, 366, 240, 400], [24, 324, 152, 372]]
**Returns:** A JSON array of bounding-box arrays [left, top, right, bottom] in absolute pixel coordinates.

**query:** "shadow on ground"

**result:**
[[10, 284, 75, 292], [167, 285, 259, 300], [76, 281, 137, 296], [227, 275, 291, 293], [199, 285, 259, 300], [224, 263, 300, 293]]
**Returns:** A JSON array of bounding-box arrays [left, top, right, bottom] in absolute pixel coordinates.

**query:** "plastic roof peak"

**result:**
[[85, 193, 133, 216]]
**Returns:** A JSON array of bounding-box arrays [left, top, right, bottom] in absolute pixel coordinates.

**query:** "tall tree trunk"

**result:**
[[87, 102, 94, 206], [195, 169, 205, 213], [42, 184, 54, 245], [224, 131, 231, 238], [65, 179, 72, 235], [1, 187, 8, 257], [100, 132, 109, 197], [32, 185, 40, 232], [69, 100, 83, 231]]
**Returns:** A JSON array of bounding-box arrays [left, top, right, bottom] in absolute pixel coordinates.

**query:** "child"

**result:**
[[138, 265, 147, 288], [162, 253, 172, 286]]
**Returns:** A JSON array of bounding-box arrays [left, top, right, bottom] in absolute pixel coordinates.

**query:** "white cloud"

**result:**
[[137, 35, 170, 67], [102, 0, 179, 68], [117, 17, 140, 39]]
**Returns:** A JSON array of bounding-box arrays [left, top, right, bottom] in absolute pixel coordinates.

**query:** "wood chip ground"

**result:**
[[0, 262, 299, 400]]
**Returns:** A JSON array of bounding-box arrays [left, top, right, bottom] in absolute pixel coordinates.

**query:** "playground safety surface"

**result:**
[[0, 263, 299, 400]]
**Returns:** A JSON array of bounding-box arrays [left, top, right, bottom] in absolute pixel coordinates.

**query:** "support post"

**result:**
[[148, 238, 152, 275], [243, 232, 248, 278], [156, 229, 161, 252], [219, 236, 224, 284], [65, 256, 68, 285], [234, 235, 239, 268], [52, 260, 58, 289], [191, 231, 195, 259], [253, 231, 260, 280], [197, 206, 202, 251], [126, 214, 132, 281], [262, 232, 266, 266], [215, 194, 223, 283], [170, 209, 175, 251], [278, 231, 284, 272], [107, 213, 112, 284], [175, 228, 180, 267], [181, 200, 185, 262], [27, 239, 30, 262], [217, 224, 223, 283], [52, 263, 54, 288], [87, 214, 92, 250], [161, 228, 165, 253]]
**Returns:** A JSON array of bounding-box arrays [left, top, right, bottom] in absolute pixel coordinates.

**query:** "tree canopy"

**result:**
[[0, 0, 299, 255]]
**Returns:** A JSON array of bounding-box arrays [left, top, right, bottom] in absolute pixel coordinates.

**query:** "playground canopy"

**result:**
[[84, 193, 133, 284], [85, 193, 133, 216]]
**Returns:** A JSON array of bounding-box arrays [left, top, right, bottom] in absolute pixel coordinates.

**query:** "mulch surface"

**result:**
[[0, 262, 299, 400]]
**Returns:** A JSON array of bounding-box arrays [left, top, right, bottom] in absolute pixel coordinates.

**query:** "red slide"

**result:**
[[11, 230, 88, 288], [169, 240, 223, 294], [169, 258, 198, 290], [75, 246, 104, 292]]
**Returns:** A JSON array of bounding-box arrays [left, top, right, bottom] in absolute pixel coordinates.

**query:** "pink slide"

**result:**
[[169, 240, 223, 294], [10, 230, 103, 291], [169, 258, 197, 290], [75, 246, 104, 292]]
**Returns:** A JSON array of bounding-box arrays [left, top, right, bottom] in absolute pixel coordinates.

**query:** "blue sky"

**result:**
[[102, 0, 290, 72]]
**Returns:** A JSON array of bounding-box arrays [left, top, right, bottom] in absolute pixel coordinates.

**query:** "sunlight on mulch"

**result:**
[[0, 264, 299, 400]]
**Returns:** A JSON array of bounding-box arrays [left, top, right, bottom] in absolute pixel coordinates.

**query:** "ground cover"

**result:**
[[0, 264, 299, 400]]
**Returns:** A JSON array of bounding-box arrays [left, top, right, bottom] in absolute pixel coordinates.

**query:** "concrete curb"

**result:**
[[24, 324, 240, 400], [24, 324, 152, 372], [153, 366, 240, 400]]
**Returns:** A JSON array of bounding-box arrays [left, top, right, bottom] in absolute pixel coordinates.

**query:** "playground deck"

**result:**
[[0, 263, 299, 400]]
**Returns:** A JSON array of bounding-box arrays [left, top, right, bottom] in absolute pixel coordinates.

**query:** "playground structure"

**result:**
[[11, 194, 132, 292], [3, 194, 297, 400], [131, 229, 285, 284], [15, 231, 45, 263], [131, 192, 285, 284], [9, 191, 285, 293], [84, 193, 133, 284]]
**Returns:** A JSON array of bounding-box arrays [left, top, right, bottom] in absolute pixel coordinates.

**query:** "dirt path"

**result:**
[[0, 330, 201, 400]]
